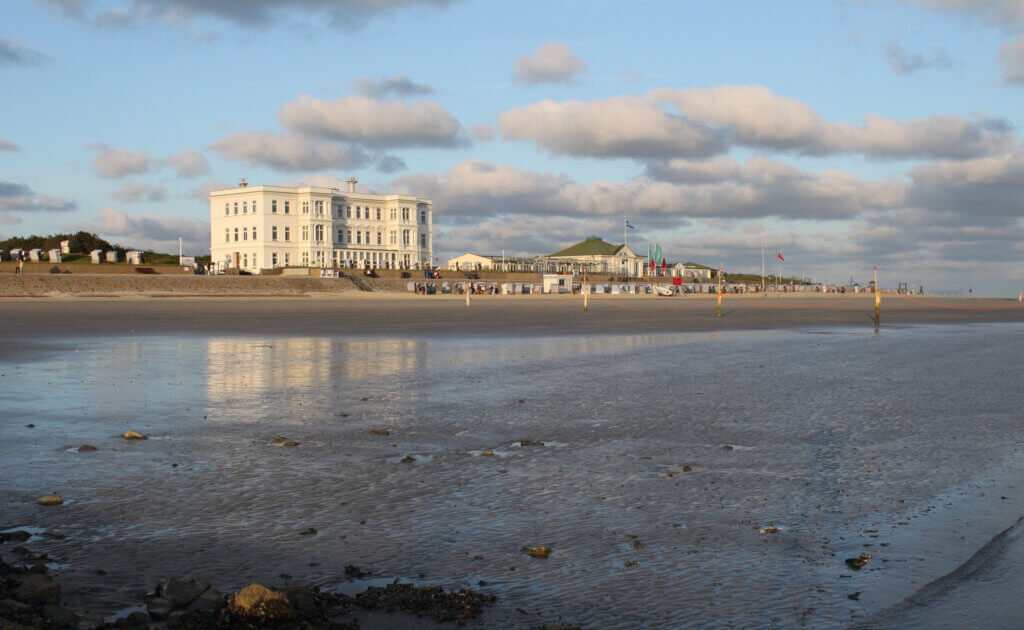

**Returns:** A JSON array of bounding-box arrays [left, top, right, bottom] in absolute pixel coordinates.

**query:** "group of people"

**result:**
[[11, 250, 28, 274]]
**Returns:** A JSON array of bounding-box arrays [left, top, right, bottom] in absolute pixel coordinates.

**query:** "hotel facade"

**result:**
[[209, 178, 433, 273]]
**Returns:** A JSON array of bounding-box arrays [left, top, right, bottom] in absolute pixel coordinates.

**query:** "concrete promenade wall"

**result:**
[[0, 262, 193, 275]]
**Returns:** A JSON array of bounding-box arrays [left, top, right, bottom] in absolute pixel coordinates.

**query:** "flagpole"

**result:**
[[761, 240, 765, 295], [624, 217, 627, 249]]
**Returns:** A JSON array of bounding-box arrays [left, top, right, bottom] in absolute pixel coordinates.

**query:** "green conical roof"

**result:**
[[549, 237, 622, 257]]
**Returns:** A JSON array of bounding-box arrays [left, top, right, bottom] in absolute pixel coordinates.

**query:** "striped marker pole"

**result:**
[[466, 284, 471, 307], [874, 266, 880, 327]]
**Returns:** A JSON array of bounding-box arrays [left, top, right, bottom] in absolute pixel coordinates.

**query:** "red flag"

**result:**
[[874, 265, 877, 270], [777, 252, 785, 261]]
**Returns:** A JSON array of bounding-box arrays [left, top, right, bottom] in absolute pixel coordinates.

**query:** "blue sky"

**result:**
[[1, 0, 1022, 294]]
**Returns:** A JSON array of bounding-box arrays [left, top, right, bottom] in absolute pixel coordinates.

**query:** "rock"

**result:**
[[522, 546, 552, 558], [76, 609, 105, 630], [0, 531, 31, 543], [122, 430, 147, 440], [400, 455, 416, 464], [479, 450, 495, 456], [124, 611, 150, 627], [344, 564, 368, 578], [848, 591, 861, 601], [369, 429, 389, 436], [299, 527, 317, 536], [25, 424, 35, 428], [282, 441, 299, 447], [845, 557, 868, 570], [859, 552, 873, 560], [226, 584, 294, 621], [280, 586, 318, 619], [721, 444, 733, 450], [166, 610, 190, 629], [77, 445, 97, 452], [759, 526, 779, 534], [520, 440, 544, 447], [624, 560, 637, 567], [145, 597, 172, 619], [42, 604, 79, 626], [159, 579, 210, 608], [682, 465, 693, 472], [272, 435, 287, 442], [37, 495, 63, 506], [188, 588, 225, 612], [14, 574, 61, 605], [631, 540, 645, 550]]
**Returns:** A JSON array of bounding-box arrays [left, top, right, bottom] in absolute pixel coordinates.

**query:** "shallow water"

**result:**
[[1, 323, 1023, 628]]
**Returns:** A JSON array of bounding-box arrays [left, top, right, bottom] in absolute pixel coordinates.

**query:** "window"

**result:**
[[253, 201, 257, 213], [234, 228, 239, 241], [224, 203, 229, 216], [301, 225, 309, 240], [334, 204, 340, 217], [376, 208, 381, 220], [402, 207, 409, 221], [243, 253, 248, 267], [302, 252, 309, 265], [302, 201, 309, 214], [337, 229, 343, 243], [284, 253, 290, 265], [243, 202, 247, 214], [356, 231, 362, 244], [420, 233, 427, 247], [390, 208, 397, 220], [346, 229, 352, 243], [252, 226, 257, 240], [284, 227, 291, 241], [234, 202, 238, 215], [376, 231, 382, 245], [346, 206, 351, 218], [242, 227, 248, 241], [284, 201, 290, 214], [402, 229, 410, 245], [389, 230, 396, 245], [272, 252, 278, 266], [315, 200, 323, 215], [356, 206, 361, 219], [272, 226, 278, 241], [272, 200, 277, 213], [252, 254, 257, 269], [420, 210, 426, 223], [225, 228, 229, 242], [315, 225, 323, 243]]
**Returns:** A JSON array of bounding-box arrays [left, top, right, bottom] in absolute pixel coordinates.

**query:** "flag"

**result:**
[[874, 265, 877, 271], [777, 251, 785, 261], [625, 219, 635, 230], [654, 244, 662, 267]]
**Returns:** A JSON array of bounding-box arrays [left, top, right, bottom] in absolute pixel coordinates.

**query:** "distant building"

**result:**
[[209, 178, 433, 274], [671, 262, 713, 280], [546, 237, 645, 277], [446, 253, 496, 271]]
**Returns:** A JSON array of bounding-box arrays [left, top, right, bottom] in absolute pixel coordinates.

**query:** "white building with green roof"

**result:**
[[547, 237, 646, 277]]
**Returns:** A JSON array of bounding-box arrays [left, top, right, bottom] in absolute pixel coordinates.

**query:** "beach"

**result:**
[[2, 293, 1024, 628]]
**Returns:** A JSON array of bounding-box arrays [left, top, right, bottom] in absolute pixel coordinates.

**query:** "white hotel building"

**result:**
[[209, 178, 433, 273]]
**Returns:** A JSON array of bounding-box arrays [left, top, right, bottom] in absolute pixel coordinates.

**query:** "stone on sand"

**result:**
[[37, 495, 63, 506], [122, 430, 147, 440], [226, 584, 294, 621]]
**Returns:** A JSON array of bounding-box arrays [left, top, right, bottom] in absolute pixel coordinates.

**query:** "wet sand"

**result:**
[[1, 293, 1023, 341], [2, 298, 1024, 627]]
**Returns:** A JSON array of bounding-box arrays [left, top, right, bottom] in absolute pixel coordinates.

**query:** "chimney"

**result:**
[[239, 178, 248, 188], [347, 176, 357, 193]]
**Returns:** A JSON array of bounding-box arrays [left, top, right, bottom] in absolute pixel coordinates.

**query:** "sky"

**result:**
[[1, 0, 1023, 295]]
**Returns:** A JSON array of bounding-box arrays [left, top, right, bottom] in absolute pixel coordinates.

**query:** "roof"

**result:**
[[549, 237, 623, 257]]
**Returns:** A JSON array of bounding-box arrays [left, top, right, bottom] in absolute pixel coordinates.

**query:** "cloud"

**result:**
[[277, 94, 467, 148], [44, 0, 454, 28], [886, 42, 953, 74], [112, 182, 168, 202], [513, 41, 588, 84], [899, 0, 1024, 24], [353, 75, 435, 98], [471, 123, 495, 142], [497, 96, 725, 160], [164, 149, 210, 177], [0, 38, 51, 66], [189, 180, 232, 200], [92, 207, 210, 254], [209, 131, 370, 172], [651, 85, 1014, 159], [0, 181, 76, 214], [0, 138, 19, 151], [390, 158, 904, 223], [375, 155, 407, 173], [998, 34, 1024, 83], [88, 143, 152, 178], [907, 149, 1024, 216], [643, 157, 742, 184]]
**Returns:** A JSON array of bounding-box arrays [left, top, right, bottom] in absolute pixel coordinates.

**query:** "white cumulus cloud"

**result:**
[[209, 131, 370, 172], [513, 41, 588, 84]]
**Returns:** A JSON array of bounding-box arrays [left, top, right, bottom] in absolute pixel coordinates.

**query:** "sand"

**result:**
[[1, 292, 1023, 341]]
